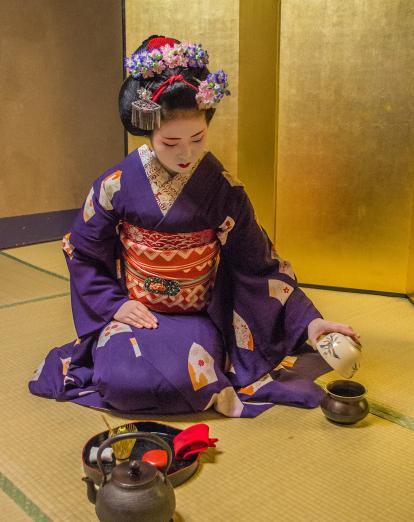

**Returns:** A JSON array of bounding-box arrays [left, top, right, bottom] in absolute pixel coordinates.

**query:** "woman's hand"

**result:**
[[307, 318, 361, 348], [114, 300, 158, 329]]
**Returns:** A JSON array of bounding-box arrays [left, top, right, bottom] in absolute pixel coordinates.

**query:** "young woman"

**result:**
[[29, 35, 359, 417]]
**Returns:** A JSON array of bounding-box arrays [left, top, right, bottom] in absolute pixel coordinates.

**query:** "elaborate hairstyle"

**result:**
[[119, 35, 216, 137]]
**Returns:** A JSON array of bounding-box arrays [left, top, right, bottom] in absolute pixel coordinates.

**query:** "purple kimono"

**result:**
[[29, 146, 330, 417]]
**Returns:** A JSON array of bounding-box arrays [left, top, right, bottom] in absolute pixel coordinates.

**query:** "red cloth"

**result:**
[[173, 423, 219, 460]]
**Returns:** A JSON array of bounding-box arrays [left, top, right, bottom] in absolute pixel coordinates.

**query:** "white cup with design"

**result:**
[[315, 332, 362, 379]]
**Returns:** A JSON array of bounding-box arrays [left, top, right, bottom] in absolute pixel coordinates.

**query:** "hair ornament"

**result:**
[[131, 87, 161, 130], [125, 41, 209, 79], [126, 38, 231, 129], [195, 70, 231, 109]]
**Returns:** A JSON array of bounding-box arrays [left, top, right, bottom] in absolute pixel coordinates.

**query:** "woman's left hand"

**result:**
[[307, 318, 361, 349]]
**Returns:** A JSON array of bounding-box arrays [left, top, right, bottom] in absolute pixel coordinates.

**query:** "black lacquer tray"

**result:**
[[82, 421, 199, 487]]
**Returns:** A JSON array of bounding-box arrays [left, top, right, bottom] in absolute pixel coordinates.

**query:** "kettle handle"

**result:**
[[97, 431, 173, 486]]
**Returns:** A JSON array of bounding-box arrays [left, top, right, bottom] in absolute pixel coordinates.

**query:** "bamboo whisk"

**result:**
[[102, 415, 138, 460]]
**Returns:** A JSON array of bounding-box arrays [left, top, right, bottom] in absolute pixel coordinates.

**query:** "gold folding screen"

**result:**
[[238, 0, 280, 238], [408, 192, 414, 302], [276, 0, 414, 293]]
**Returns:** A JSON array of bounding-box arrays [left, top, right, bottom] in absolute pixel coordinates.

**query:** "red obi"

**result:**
[[120, 223, 220, 313]]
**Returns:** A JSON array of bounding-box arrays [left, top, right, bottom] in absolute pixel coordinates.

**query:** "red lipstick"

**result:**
[[178, 163, 190, 168]]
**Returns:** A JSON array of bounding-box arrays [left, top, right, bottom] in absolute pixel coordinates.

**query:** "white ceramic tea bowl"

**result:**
[[315, 332, 362, 379]]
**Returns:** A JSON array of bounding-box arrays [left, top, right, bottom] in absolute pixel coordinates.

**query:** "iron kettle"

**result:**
[[83, 432, 175, 522]]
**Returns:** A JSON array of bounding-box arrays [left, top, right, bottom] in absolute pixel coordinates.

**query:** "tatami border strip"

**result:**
[[0, 293, 70, 310], [369, 401, 414, 431], [0, 251, 70, 282], [299, 282, 408, 299], [316, 379, 414, 431], [0, 471, 51, 521]]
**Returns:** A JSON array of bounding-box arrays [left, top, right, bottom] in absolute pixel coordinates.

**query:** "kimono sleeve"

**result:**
[[219, 186, 322, 354], [62, 172, 129, 338]]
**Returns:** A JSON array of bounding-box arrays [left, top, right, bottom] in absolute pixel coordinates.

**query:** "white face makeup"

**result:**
[[151, 113, 208, 175]]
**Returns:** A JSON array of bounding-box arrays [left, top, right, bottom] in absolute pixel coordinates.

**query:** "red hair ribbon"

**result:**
[[151, 74, 198, 103]]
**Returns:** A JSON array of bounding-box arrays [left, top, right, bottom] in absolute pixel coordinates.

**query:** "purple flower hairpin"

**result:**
[[195, 70, 231, 109]]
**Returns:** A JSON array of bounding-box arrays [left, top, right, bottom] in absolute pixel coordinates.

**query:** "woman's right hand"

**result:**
[[114, 300, 158, 329]]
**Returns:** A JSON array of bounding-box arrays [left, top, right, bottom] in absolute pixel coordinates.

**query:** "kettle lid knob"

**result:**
[[112, 459, 157, 488], [128, 459, 141, 477]]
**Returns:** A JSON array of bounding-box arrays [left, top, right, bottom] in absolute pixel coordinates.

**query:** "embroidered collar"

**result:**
[[138, 144, 205, 215]]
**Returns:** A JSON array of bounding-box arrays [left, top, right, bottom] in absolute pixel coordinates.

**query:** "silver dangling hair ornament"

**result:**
[[130, 75, 199, 131], [131, 87, 161, 130]]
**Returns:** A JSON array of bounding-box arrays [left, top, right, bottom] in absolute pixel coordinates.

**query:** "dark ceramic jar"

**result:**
[[320, 380, 369, 425]]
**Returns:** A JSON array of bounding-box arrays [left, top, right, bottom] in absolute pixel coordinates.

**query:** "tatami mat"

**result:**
[[0, 253, 68, 308], [305, 288, 414, 420], [4, 241, 69, 279], [1, 296, 413, 521], [1, 243, 414, 521], [0, 489, 32, 522]]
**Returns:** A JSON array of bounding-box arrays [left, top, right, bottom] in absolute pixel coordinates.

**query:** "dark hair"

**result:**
[[119, 35, 216, 136]]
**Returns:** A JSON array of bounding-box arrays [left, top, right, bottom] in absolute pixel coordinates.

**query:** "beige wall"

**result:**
[[276, 0, 414, 293], [125, 0, 239, 177], [0, 0, 124, 218]]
